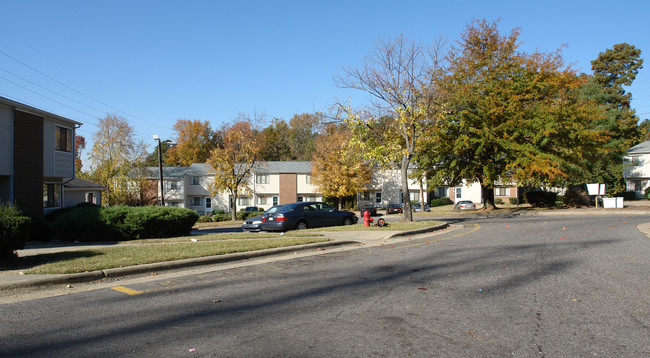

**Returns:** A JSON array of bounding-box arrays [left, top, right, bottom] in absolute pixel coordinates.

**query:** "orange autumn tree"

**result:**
[[207, 118, 264, 220], [166, 119, 217, 166], [311, 125, 371, 210]]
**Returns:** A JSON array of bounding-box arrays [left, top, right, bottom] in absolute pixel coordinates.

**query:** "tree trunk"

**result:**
[[231, 191, 238, 221], [401, 157, 413, 221], [338, 197, 342, 211], [481, 184, 496, 210]]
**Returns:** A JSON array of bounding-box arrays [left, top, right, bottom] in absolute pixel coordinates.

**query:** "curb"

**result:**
[[382, 223, 450, 239], [0, 240, 358, 292]]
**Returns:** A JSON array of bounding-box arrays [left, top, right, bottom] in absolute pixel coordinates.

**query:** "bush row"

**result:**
[[197, 210, 265, 223], [47, 204, 199, 242], [0, 204, 31, 261]]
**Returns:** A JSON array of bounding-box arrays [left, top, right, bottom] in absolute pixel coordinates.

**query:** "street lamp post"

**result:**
[[153, 134, 165, 206]]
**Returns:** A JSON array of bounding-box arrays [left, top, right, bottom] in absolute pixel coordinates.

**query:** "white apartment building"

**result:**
[[623, 140, 650, 198]]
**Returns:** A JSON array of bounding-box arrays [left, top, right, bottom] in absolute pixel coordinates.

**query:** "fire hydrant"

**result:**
[[363, 209, 373, 227]]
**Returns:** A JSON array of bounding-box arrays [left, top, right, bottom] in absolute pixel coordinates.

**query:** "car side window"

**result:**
[[321, 204, 334, 212], [304, 204, 318, 212]]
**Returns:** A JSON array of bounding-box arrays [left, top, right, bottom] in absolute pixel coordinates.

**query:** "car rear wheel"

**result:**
[[343, 217, 353, 225], [296, 221, 308, 230]]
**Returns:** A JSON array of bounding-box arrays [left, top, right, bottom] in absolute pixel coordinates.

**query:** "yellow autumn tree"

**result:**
[[207, 118, 264, 220], [311, 125, 372, 210], [166, 119, 217, 166]]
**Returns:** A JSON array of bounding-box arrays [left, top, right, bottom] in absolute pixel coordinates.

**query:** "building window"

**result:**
[[626, 156, 642, 166], [205, 197, 211, 208], [169, 181, 179, 190], [436, 187, 448, 197], [272, 196, 278, 206], [238, 197, 250, 206], [167, 201, 179, 207], [306, 174, 311, 184], [455, 187, 462, 199], [634, 180, 646, 192], [361, 191, 371, 201], [256, 174, 269, 184], [55, 126, 72, 152], [375, 192, 382, 204], [190, 197, 202, 206], [495, 187, 507, 196], [43, 183, 61, 208], [297, 196, 304, 202], [191, 176, 200, 185], [409, 191, 419, 202], [257, 196, 268, 205]]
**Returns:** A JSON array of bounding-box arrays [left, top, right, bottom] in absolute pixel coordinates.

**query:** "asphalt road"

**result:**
[[1, 214, 648, 357]]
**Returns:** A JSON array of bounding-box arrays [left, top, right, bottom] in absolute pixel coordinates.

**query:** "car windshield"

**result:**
[[265, 205, 283, 214]]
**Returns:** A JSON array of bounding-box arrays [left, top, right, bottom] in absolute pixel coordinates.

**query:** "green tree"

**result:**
[[260, 119, 294, 161], [207, 119, 264, 220], [578, 43, 644, 194], [143, 139, 175, 167], [422, 19, 603, 209], [311, 125, 371, 210], [89, 114, 148, 205], [336, 34, 446, 220]]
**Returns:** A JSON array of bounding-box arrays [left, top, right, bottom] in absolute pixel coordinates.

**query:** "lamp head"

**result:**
[[152, 134, 160, 141]]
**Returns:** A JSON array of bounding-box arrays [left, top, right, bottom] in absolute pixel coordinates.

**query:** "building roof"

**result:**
[[0, 96, 83, 126], [627, 140, 650, 154], [64, 178, 105, 190], [148, 161, 314, 179]]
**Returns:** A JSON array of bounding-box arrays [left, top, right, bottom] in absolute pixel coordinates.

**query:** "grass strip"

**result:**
[[24, 237, 328, 275], [311, 220, 443, 232]]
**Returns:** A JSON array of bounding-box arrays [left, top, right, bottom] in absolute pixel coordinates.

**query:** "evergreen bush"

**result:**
[[509, 197, 518, 205], [430, 197, 453, 207], [0, 204, 31, 261], [525, 190, 557, 207]]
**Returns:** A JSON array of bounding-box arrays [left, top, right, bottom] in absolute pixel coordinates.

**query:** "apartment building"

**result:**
[[0, 96, 82, 215]]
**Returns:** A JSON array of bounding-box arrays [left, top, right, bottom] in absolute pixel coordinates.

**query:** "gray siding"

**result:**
[[0, 105, 12, 175]]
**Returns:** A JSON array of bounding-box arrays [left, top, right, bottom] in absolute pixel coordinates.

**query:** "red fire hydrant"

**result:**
[[363, 209, 373, 227]]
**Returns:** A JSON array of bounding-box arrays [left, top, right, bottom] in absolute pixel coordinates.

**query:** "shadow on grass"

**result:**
[[0, 250, 101, 271]]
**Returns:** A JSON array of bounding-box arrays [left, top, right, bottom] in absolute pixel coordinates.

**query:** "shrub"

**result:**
[[644, 187, 650, 199], [525, 190, 557, 208], [430, 197, 453, 207], [617, 191, 637, 201], [509, 197, 518, 205], [212, 209, 226, 215], [49, 205, 199, 242], [0, 204, 31, 261], [212, 213, 232, 222], [236, 210, 264, 220], [197, 215, 213, 223], [495, 198, 504, 205]]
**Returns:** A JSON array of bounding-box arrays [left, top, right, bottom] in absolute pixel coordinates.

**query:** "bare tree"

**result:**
[[335, 35, 446, 220]]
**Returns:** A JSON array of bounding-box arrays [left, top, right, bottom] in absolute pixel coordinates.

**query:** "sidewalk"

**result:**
[[0, 223, 450, 294]]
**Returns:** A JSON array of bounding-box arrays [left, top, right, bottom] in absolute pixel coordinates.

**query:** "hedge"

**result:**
[[430, 197, 453, 207], [49, 205, 199, 242], [525, 190, 557, 207], [0, 204, 31, 261]]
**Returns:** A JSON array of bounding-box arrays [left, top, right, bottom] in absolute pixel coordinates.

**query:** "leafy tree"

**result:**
[[143, 139, 176, 167], [207, 119, 264, 220], [165, 119, 217, 166], [89, 114, 148, 205], [311, 125, 371, 210], [287, 113, 321, 161], [260, 119, 294, 161], [336, 34, 446, 220], [578, 43, 644, 194], [74, 134, 86, 174], [422, 19, 603, 209]]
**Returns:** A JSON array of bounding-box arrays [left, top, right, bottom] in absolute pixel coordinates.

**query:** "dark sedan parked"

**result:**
[[386, 203, 403, 214], [241, 205, 282, 232], [261, 202, 358, 231], [360, 204, 378, 216]]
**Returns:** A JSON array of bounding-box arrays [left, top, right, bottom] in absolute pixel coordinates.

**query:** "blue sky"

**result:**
[[1, 0, 649, 165]]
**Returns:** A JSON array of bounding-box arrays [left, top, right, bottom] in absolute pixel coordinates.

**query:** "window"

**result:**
[[305, 174, 311, 184], [495, 187, 507, 196], [297, 196, 304, 202], [167, 201, 179, 207], [626, 156, 642, 166], [362, 191, 371, 201], [169, 181, 179, 190], [256, 174, 269, 184], [238, 197, 250, 206], [436, 187, 448, 197], [43, 183, 61, 208], [190, 197, 202, 206], [205, 198, 211, 209], [191, 176, 200, 185], [455, 187, 462, 199], [54, 126, 72, 152], [257, 196, 268, 205], [272, 196, 279, 206], [634, 180, 646, 192], [375, 192, 382, 204], [409, 191, 419, 202]]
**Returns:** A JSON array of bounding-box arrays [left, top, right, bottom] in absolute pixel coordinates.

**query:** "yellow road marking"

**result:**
[[112, 286, 144, 295]]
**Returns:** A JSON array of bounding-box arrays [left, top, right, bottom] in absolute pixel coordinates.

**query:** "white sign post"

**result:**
[[587, 183, 606, 208]]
